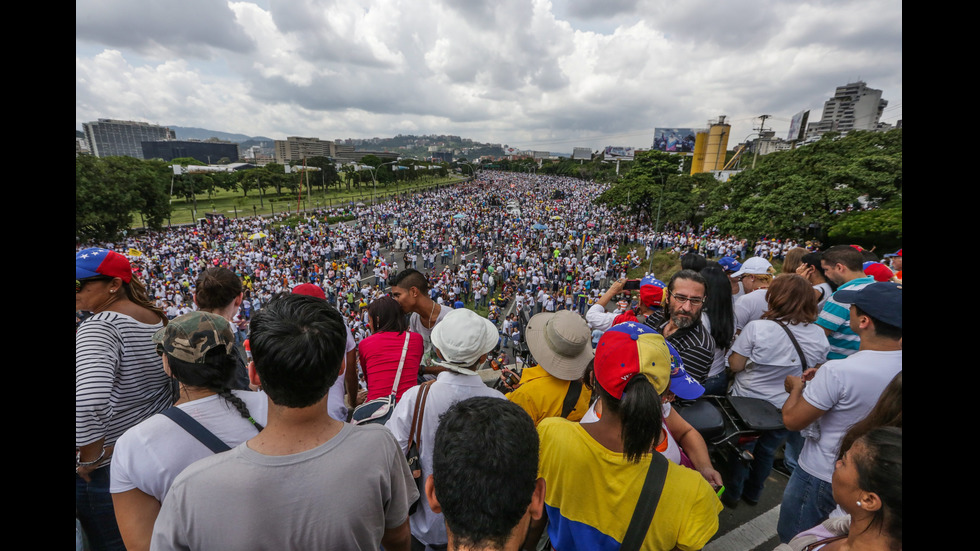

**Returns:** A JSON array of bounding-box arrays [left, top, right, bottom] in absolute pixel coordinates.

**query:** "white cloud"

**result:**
[[76, 0, 902, 152]]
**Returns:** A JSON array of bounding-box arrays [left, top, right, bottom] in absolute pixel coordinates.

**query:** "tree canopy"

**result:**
[[703, 129, 902, 240], [76, 156, 171, 242]]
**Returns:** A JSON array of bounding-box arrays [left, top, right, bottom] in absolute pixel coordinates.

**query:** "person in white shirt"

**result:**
[[385, 309, 505, 550]]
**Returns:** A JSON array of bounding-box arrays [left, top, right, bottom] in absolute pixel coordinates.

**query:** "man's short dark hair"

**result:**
[[667, 269, 707, 294], [389, 268, 429, 293], [822, 245, 865, 272], [248, 293, 347, 408], [433, 397, 538, 548], [854, 305, 903, 341]]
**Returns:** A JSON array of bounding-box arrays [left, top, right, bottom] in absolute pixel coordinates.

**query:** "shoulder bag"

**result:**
[[160, 407, 232, 453], [774, 320, 808, 371], [620, 450, 670, 551], [351, 332, 412, 426], [406, 380, 434, 515]]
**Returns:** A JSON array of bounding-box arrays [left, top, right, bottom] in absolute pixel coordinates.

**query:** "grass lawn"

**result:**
[[144, 175, 467, 227]]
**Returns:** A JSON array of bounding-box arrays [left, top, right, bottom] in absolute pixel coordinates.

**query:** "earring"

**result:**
[[856, 501, 862, 507], [110, 289, 116, 294]]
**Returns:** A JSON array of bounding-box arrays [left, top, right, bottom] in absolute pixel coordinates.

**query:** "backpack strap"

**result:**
[[560, 380, 583, 418], [160, 407, 231, 453]]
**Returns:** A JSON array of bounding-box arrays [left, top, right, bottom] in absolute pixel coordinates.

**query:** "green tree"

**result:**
[[595, 150, 683, 222], [76, 156, 171, 241], [704, 129, 902, 239], [305, 156, 341, 190]]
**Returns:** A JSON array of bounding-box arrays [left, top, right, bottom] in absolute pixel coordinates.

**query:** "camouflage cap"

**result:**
[[152, 311, 235, 364]]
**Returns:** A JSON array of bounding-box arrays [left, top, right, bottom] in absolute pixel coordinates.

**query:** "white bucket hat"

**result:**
[[524, 310, 594, 381], [431, 308, 499, 374]]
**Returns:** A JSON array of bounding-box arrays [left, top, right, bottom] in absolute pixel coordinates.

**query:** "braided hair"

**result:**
[[166, 346, 264, 431]]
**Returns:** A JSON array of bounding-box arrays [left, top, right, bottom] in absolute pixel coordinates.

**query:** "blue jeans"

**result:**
[[777, 467, 836, 543], [725, 428, 788, 502], [783, 431, 804, 474], [701, 373, 729, 396], [76, 466, 125, 551]]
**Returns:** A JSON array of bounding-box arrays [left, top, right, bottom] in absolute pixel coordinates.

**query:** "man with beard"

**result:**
[[643, 269, 715, 385]]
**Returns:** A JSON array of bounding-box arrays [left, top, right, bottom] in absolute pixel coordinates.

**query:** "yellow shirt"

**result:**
[[507, 365, 592, 426]]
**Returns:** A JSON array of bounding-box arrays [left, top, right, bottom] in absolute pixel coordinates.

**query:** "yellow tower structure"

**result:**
[[691, 116, 731, 174]]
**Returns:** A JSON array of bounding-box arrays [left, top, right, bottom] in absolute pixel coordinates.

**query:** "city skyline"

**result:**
[[76, 0, 902, 154]]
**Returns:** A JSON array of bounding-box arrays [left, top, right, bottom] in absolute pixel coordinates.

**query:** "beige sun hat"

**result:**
[[524, 310, 594, 381]]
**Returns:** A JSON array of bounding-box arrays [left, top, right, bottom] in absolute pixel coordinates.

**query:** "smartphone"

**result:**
[[624, 279, 641, 290]]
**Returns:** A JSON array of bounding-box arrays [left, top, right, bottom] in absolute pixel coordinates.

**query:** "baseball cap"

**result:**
[[639, 275, 666, 308], [594, 322, 672, 399], [665, 341, 705, 400], [431, 309, 499, 374], [524, 310, 594, 381], [883, 249, 902, 258], [76, 248, 133, 283], [730, 256, 773, 278], [862, 262, 894, 282], [153, 311, 235, 364], [717, 257, 742, 273], [292, 283, 326, 300], [832, 282, 902, 329]]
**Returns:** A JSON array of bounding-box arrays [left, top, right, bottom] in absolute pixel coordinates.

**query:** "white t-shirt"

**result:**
[[798, 350, 902, 482], [734, 288, 769, 331], [729, 320, 829, 408], [110, 391, 269, 502]]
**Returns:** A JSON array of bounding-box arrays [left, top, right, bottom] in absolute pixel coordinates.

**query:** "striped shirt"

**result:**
[[815, 276, 875, 360], [644, 310, 716, 383], [76, 311, 174, 453]]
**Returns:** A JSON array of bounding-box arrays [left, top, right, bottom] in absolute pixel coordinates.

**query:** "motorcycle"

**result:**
[[674, 394, 785, 465]]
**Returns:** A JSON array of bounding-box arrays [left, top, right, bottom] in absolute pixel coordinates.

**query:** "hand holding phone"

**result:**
[[623, 279, 641, 290]]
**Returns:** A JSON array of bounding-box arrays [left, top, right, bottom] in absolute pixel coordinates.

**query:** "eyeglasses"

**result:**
[[668, 291, 705, 305]]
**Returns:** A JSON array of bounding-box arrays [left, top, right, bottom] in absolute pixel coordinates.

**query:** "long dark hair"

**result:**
[[596, 375, 663, 463], [700, 264, 735, 350], [853, 427, 902, 543], [167, 346, 264, 431], [367, 296, 408, 333]]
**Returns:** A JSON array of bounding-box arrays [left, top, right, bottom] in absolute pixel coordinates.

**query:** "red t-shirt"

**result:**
[[357, 331, 424, 401]]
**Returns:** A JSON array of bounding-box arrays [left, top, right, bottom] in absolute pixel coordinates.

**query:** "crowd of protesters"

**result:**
[[77, 169, 901, 551]]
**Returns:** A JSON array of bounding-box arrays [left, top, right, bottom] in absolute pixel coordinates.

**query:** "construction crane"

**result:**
[[722, 144, 748, 170]]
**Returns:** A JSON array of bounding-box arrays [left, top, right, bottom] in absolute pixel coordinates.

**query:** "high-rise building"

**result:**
[[805, 81, 888, 140], [82, 119, 176, 158], [273, 136, 335, 164], [141, 139, 240, 164]]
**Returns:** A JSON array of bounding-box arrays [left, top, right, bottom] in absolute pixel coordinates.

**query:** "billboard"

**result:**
[[603, 146, 635, 161], [787, 110, 810, 141], [652, 128, 697, 152], [572, 147, 592, 160]]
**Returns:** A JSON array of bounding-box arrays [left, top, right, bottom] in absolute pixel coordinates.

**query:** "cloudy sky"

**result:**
[[76, 0, 902, 153]]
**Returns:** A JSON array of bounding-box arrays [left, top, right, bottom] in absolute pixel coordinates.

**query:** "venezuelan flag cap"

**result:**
[[76, 248, 133, 283], [594, 322, 671, 399]]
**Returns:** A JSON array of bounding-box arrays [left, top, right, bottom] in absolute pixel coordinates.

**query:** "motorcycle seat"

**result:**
[[729, 396, 785, 431], [676, 399, 725, 441]]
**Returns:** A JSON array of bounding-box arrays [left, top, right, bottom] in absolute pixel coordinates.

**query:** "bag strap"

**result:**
[[389, 331, 412, 396], [409, 381, 435, 450], [620, 451, 670, 551], [560, 380, 583, 418], [160, 407, 231, 453], [774, 320, 808, 371]]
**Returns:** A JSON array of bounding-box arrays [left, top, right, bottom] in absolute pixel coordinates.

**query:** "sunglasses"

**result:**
[[76, 276, 112, 293]]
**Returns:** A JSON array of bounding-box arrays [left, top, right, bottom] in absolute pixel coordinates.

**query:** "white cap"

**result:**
[[730, 256, 773, 278], [431, 309, 499, 374]]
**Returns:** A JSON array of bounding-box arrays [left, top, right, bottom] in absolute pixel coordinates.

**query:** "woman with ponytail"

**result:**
[[529, 322, 722, 551], [108, 311, 268, 551]]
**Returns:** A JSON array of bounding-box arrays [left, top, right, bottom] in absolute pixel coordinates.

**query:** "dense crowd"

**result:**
[[76, 169, 902, 551]]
